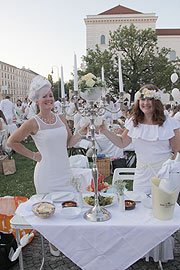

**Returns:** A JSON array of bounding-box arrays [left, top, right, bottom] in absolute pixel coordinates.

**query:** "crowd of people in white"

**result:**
[[0, 94, 180, 156]]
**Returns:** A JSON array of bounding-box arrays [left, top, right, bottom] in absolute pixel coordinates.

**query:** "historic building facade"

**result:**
[[84, 5, 180, 60], [0, 61, 39, 102]]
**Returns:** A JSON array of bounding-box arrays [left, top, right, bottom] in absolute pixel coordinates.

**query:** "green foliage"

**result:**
[[80, 45, 115, 90], [65, 79, 74, 97], [48, 74, 53, 86]]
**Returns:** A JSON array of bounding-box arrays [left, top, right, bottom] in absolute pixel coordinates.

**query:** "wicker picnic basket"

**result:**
[[0, 155, 8, 174], [96, 157, 111, 178]]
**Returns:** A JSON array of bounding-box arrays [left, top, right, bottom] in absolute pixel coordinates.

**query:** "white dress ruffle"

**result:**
[[126, 116, 180, 141]]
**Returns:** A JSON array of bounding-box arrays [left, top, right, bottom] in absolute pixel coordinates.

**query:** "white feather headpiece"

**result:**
[[28, 75, 51, 101]]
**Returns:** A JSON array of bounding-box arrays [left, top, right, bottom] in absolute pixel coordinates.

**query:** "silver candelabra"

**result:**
[[62, 89, 124, 222]]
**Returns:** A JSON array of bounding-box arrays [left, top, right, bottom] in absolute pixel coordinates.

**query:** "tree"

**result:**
[[109, 24, 180, 99], [80, 45, 115, 89], [47, 74, 53, 86], [81, 24, 180, 100]]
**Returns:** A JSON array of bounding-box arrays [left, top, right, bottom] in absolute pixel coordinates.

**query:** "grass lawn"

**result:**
[[0, 141, 37, 198]]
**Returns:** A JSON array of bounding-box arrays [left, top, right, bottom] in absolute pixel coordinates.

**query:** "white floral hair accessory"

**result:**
[[136, 88, 161, 100], [28, 75, 52, 101]]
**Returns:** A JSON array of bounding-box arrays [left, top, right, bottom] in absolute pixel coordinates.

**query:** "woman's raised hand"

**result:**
[[79, 123, 89, 136], [33, 151, 42, 162], [96, 120, 107, 134]]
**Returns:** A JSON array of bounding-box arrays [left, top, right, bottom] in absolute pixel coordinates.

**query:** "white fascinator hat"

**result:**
[[28, 75, 52, 102]]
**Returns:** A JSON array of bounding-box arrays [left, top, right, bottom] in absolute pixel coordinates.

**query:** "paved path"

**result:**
[[11, 230, 180, 270]]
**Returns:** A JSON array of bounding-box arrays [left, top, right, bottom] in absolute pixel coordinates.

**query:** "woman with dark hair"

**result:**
[[99, 84, 180, 193], [0, 110, 8, 129], [99, 84, 180, 262]]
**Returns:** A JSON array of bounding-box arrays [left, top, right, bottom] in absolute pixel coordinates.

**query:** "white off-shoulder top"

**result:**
[[125, 116, 180, 164]]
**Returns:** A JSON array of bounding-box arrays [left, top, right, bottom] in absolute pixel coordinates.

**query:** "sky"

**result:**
[[0, 0, 180, 82]]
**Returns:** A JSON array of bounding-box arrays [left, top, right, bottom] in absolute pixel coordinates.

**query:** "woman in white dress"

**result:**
[[99, 84, 180, 262], [7, 75, 88, 256], [100, 84, 180, 193]]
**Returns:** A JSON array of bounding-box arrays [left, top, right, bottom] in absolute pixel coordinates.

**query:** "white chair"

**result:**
[[112, 167, 135, 185]]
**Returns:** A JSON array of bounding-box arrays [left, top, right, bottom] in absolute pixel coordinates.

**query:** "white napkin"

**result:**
[[124, 191, 146, 201], [69, 155, 89, 168], [15, 200, 34, 217], [51, 192, 71, 201], [158, 159, 180, 193]]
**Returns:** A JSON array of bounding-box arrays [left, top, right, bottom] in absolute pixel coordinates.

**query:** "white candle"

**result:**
[[101, 66, 106, 98], [118, 53, 123, 93], [74, 53, 78, 91], [101, 66, 104, 82], [61, 66, 65, 98]]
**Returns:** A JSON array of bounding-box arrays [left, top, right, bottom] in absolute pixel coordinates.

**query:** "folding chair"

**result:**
[[112, 167, 135, 185]]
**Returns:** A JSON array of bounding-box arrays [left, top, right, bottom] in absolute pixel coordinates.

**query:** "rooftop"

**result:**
[[156, 29, 180, 35], [98, 5, 142, 15]]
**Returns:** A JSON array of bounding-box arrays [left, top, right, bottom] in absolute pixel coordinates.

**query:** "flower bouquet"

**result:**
[[68, 177, 83, 208], [78, 73, 105, 102]]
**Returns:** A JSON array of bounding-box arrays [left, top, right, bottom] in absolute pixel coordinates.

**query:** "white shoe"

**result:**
[[49, 243, 60, 257]]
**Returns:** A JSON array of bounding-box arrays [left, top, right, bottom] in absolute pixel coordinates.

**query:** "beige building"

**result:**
[[84, 5, 180, 60], [0, 61, 39, 103]]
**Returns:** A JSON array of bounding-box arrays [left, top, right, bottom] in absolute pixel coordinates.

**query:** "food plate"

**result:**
[[32, 201, 55, 218], [124, 191, 146, 202], [83, 193, 117, 208], [125, 200, 136, 210], [62, 201, 77, 208]]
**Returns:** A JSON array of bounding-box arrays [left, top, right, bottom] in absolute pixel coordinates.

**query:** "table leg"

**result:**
[[158, 242, 164, 270], [39, 234, 45, 270], [158, 260, 164, 270], [16, 229, 24, 270]]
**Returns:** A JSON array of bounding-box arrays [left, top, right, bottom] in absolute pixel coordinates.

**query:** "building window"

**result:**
[[1, 72, 3, 78], [1, 64, 3, 69], [100, 35, 105, 44], [170, 51, 176, 61]]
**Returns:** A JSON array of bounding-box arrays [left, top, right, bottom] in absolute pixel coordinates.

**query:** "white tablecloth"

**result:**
[[15, 196, 180, 270]]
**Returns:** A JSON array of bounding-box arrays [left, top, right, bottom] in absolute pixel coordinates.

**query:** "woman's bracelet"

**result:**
[[77, 130, 84, 137], [32, 152, 36, 161]]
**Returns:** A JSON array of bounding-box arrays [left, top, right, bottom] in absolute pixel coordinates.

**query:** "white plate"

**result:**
[[124, 191, 146, 202], [142, 198, 152, 209], [83, 192, 117, 208], [30, 192, 74, 203], [60, 207, 81, 219]]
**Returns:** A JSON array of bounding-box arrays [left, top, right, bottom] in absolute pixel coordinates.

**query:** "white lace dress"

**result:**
[[125, 116, 180, 194], [125, 116, 180, 262], [31, 114, 73, 193]]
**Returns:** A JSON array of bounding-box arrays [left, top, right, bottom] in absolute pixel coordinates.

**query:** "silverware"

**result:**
[[41, 193, 48, 200]]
